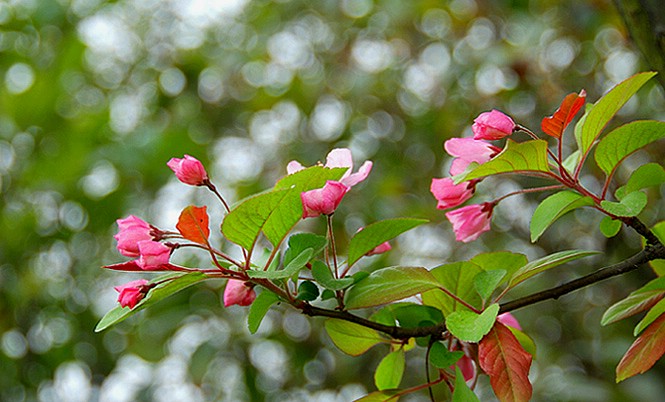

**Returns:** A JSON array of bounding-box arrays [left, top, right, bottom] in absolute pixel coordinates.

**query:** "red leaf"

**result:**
[[616, 313, 665, 382], [479, 322, 533, 402], [541, 90, 586, 139], [176, 205, 210, 245]]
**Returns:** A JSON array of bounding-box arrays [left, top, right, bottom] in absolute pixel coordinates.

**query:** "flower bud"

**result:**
[[223, 279, 257, 307], [301, 181, 349, 218], [137, 240, 171, 270], [167, 155, 209, 186], [114, 215, 153, 257], [114, 279, 149, 309], [472, 110, 516, 140], [445, 203, 493, 243]]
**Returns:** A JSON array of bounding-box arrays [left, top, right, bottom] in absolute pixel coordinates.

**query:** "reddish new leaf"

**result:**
[[541, 90, 586, 139], [176, 205, 210, 245], [479, 322, 533, 402], [616, 313, 665, 382]]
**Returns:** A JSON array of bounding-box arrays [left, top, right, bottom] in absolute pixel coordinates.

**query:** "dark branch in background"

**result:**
[[297, 219, 665, 340], [614, 0, 665, 91]]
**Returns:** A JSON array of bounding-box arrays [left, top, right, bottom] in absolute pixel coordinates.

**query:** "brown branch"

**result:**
[[295, 228, 665, 341]]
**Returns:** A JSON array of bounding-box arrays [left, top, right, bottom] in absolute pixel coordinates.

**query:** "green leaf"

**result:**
[[374, 350, 405, 391], [507, 250, 599, 289], [602, 277, 665, 326], [453, 139, 550, 184], [429, 342, 464, 369], [446, 303, 500, 343], [600, 191, 648, 217], [371, 303, 444, 329], [248, 291, 280, 334], [530, 191, 594, 242], [311, 260, 355, 291], [634, 298, 665, 336], [615, 163, 665, 199], [344, 266, 441, 310], [324, 319, 384, 356], [595, 120, 665, 180], [95, 272, 208, 332], [422, 262, 484, 316], [247, 248, 313, 279], [576, 72, 656, 165], [283, 233, 327, 268], [296, 280, 320, 301], [453, 366, 481, 402], [221, 188, 293, 251], [347, 218, 428, 267], [470, 252, 528, 284], [474, 270, 507, 302], [600, 216, 622, 238]]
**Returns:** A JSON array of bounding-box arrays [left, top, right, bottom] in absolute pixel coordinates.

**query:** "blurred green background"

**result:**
[[1, 0, 665, 401]]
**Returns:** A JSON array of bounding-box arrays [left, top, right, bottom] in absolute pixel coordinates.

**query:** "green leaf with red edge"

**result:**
[[575, 71, 656, 167], [478, 322, 533, 402], [176, 205, 210, 245], [594, 120, 665, 179], [541, 90, 586, 139], [616, 313, 665, 382], [507, 249, 599, 290], [453, 140, 551, 184], [324, 319, 385, 356], [602, 276, 665, 326]]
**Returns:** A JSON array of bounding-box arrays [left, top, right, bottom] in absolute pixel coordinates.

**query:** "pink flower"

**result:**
[[301, 181, 349, 218], [288, 148, 373, 187], [444, 138, 501, 176], [497, 312, 522, 330], [167, 155, 209, 186], [430, 178, 476, 210], [114, 279, 149, 309], [366, 241, 392, 256], [223, 279, 256, 307], [114, 215, 153, 257], [472, 110, 516, 140], [137, 240, 171, 270], [445, 203, 494, 243]]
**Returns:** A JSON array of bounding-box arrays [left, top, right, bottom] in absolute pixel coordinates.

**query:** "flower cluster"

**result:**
[[431, 110, 514, 242], [107, 149, 386, 311]]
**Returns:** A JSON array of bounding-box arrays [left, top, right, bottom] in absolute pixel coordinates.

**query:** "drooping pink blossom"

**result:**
[[444, 138, 501, 176], [287, 148, 373, 187], [167, 155, 209, 186], [114, 215, 153, 257], [445, 203, 494, 243], [472, 110, 516, 140], [301, 181, 349, 218], [430, 178, 476, 210], [114, 279, 149, 309], [136, 240, 171, 270], [497, 312, 522, 331], [223, 279, 256, 307]]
